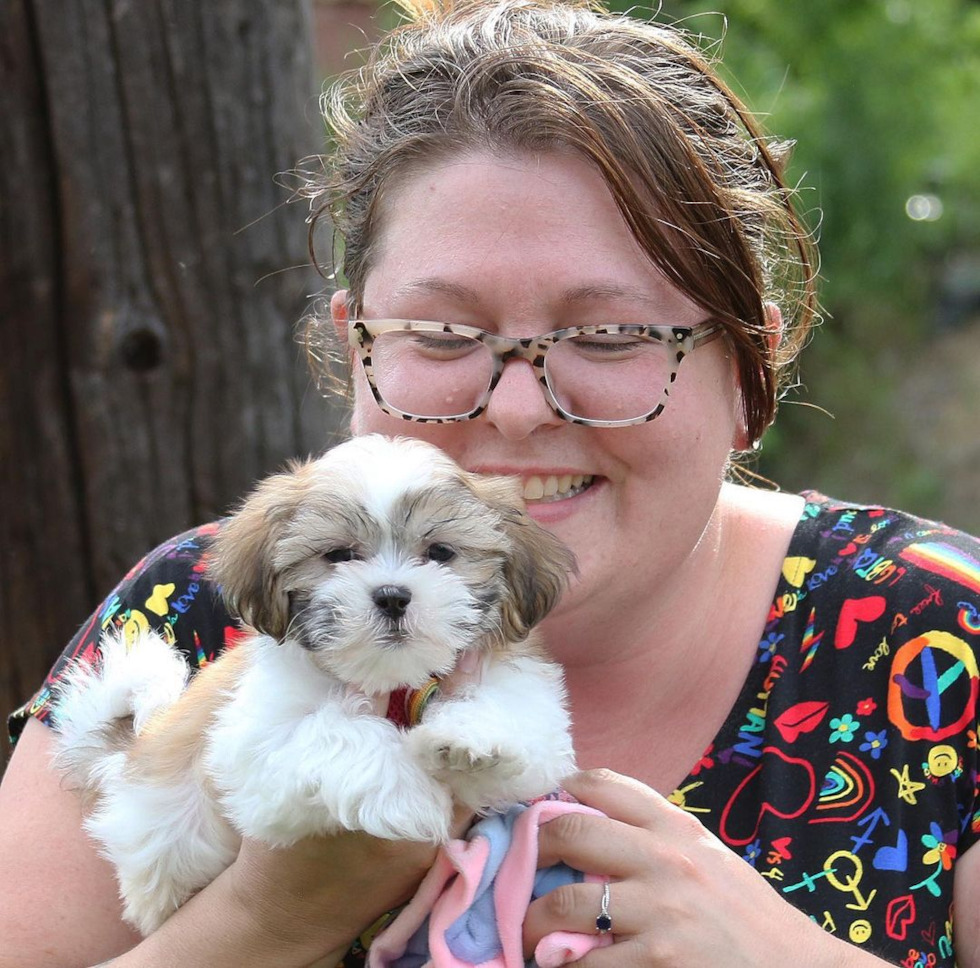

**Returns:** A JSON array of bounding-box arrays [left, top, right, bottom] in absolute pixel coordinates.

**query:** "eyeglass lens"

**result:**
[[370, 330, 671, 421]]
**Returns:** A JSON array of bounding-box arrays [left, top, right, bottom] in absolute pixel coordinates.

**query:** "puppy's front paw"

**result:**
[[407, 724, 530, 812], [429, 739, 524, 778]]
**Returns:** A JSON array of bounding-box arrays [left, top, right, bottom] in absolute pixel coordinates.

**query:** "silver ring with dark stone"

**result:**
[[595, 881, 612, 934]]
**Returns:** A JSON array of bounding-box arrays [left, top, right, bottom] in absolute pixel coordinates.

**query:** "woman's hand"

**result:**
[[115, 802, 475, 968], [228, 831, 439, 957], [523, 770, 885, 968], [226, 824, 458, 962]]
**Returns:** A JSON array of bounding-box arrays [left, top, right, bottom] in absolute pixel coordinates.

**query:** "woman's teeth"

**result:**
[[522, 474, 594, 503]]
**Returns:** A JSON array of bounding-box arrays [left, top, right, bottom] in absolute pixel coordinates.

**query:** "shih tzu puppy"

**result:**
[[52, 435, 577, 935]]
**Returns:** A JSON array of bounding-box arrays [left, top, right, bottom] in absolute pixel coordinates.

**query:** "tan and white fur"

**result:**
[[52, 435, 577, 936]]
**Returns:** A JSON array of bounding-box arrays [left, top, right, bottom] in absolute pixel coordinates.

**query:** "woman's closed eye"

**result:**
[[565, 334, 652, 358], [409, 333, 481, 358]]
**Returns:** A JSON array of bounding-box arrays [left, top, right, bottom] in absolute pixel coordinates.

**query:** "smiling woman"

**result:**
[[3, 1, 980, 967]]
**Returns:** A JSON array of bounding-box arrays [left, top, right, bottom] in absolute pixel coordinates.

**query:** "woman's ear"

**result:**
[[764, 302, 784, 354], [732, 302, 783, 452], [331, 288, 350, 343]]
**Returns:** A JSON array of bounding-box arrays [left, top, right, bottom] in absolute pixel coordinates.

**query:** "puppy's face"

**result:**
[[208, 436, 574, 694]]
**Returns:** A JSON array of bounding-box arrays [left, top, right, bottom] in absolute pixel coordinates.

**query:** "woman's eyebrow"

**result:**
[[390, 278, 483, 305], [560, 283, 659, 306]]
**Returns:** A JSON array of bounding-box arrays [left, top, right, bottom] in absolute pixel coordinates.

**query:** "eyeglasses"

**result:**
[[349, 318, 724, 428]]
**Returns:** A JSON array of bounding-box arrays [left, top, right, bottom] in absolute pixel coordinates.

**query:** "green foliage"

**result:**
[[641, 0, 980, 308], [611, 0, 980, 528]]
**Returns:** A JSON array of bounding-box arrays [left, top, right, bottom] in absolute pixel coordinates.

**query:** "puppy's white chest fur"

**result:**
[[207, 635, 574, 848]]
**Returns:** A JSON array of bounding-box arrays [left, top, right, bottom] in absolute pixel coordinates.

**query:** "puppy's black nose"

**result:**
[[372, 585, 412, 620]]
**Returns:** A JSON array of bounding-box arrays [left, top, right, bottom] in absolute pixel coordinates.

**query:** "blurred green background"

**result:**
[[615, 0, 980, 531]]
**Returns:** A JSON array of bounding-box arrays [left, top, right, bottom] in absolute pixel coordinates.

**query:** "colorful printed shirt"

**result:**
[[8, 493, 980, 968], [671, 494, 980, 968]]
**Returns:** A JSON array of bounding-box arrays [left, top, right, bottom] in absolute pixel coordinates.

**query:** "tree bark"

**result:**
[[1, 0, 343, 738]]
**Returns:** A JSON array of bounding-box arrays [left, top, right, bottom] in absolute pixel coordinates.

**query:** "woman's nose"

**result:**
[[484, 359, 562, 439]]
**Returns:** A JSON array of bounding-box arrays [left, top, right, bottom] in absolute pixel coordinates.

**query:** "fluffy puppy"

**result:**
[[52, 435, 577, 936]]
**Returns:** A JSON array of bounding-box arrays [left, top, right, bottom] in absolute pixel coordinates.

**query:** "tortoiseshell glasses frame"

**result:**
[[348, 318, 724, 428]]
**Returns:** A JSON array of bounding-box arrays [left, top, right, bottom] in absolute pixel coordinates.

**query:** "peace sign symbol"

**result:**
[[887, 630, 979, 741]]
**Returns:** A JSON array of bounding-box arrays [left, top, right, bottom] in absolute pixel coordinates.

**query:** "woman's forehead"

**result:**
[[362, 150, 703, 323]]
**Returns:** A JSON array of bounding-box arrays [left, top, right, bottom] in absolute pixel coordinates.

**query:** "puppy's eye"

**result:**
[[324, 548, 356, 563], [426, 543, 456, 564]]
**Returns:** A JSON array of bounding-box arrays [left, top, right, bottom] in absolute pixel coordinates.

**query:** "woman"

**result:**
[[3, 1, 979, 965]]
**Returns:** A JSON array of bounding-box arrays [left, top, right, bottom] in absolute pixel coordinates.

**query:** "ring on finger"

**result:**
[[595, 881, 612, 935]]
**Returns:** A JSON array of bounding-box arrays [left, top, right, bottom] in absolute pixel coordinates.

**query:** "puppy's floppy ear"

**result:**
[[466, 475, 577, 642], [207, 461, 312, 639]]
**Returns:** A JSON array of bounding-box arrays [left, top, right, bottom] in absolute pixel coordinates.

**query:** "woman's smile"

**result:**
[[521, 473, 595, 503]]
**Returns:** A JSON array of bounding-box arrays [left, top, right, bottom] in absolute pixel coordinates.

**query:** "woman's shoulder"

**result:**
[[768, 490, 980, 651], [789, 490, 980, 607], [769, 490, 980, 752], [747, 491, 980, 884], [78, 520, 233, 650], [7, 521, 242, 746]]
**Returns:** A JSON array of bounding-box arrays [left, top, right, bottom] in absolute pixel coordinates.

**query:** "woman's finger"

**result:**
[[441, 648, 484, 694], [561, 769, 674, 828], [450, 802, 475, 839], [535, 811, 647, 876], [523, 880, 632, 959], [564, 936, 650, 968]]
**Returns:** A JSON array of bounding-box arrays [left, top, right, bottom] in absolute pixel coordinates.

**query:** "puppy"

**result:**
[[52, 435, 577, 936]]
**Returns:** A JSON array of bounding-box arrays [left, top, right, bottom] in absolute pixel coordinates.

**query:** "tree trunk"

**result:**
[[1, 0, 344, 739]]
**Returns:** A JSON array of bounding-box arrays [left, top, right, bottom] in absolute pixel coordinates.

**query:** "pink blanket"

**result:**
[[368, 800, 613, 968]]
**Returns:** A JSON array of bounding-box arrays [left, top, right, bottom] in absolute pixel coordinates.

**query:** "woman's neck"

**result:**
[[543, 484, 804, 793]]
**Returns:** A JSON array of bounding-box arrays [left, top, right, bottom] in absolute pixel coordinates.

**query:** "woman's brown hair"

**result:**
[[306, 0, 817, 445]]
